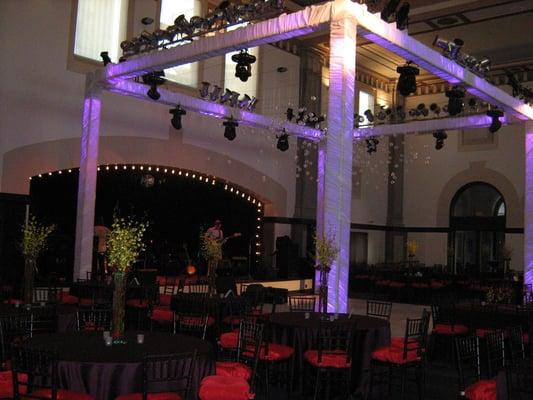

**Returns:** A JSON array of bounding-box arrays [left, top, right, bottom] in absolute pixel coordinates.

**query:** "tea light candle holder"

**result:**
[[136, 333, 145, 344]]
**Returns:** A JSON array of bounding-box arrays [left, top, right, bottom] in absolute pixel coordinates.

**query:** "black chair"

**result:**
[[76, 309, 112, 332], [369, 310, 430, 400], [114, 351, 198, 400], [30, 306, 58, 336], [187, 282, 210, 294], [429, 303, 468, 360], [288, 296, 316, 312], [11, 345, 94, 399], [175, 313, 209, 340], [0, 314, 31, 369], [200, 320, 263, 400], [366, 300, 393, 321], [506, 326, 531, 399], [304, 319, 354, 400], [454, 333, 500, 400]]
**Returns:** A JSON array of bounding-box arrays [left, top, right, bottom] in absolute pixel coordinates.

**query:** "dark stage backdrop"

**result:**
[[30, 167, 260, 281]]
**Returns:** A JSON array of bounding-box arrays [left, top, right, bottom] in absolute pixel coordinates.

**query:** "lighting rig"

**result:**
[[366, 137, 379, 154], [286, 107, 327, 130], [232, 49, 257, 82], [198, 82, 258, 112], [118, 0, 284, 61], [505, 71, 533, 106], [397, 61, 420, 97], [223, 116, 239, 141], [276, 130, 289, 152], [378, 0, 411, 30], [433, 36, 491, 78], [445, 85, 466, 116], [433, 130, 447, 150], [169, 105, 186, 130]]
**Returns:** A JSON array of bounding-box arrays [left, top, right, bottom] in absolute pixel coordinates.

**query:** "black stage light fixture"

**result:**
[[286, 107, 294, 121], [100, 51, 112, 66], [433, 36, 464, 60], [210, 85, 223, 102], [487, 109, 504, 133], [433, 130, 447, 150], [397, 61, 419, 97], [231, 49, 257, 82], [199, 82, 210, 98], [395, 2, 410, 30], [445, 86, 465, 116], [141, 17, 154, 25], [417, 103, 429, 117], [142, 71, 166, 101], [219, 89, 232, 104], [247, 97, 258, 112], [366, 137, 379, 154], [174, 14, 193, 37], [238, 94, 251, 109], [381, 0, 401, 22], [223, 117, 239, 141], [364, 109, 375, 123], [353, 113, 364, 128], [229, 91, 240, 108], [395, 106, 406, 122], [276, 132, 289, 152], [169, 105, 186, 130], [429, 103, 441, 116]]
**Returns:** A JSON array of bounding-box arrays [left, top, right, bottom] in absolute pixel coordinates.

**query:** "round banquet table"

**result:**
[[23, 331, 214, 400], [269, 312, 390, 397]]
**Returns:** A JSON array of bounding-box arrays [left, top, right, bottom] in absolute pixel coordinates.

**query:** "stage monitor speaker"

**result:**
[[215, 276, 237, 295]]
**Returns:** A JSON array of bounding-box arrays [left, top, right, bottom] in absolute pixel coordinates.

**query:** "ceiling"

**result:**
[[286, 0, 533, 81]]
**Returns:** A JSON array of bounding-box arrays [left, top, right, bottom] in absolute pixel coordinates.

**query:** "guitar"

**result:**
[[221, 232, 242, 245]]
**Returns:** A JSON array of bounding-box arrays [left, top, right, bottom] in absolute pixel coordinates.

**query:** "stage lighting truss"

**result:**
[[433, 36, 491, 78], [198, 82, 258, 112], [119, 0, 285, 61], [285, 106, 327, 130], [506, 71, 533, 106]]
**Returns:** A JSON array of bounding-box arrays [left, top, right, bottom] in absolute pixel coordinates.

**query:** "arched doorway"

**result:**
[[449, 182, 506, 276]]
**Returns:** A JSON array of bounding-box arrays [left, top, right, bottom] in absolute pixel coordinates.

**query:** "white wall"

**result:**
[[0, 0, 299, 217]]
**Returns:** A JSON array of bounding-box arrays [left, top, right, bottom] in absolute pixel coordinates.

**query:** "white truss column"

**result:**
[[525, 121, 533, 287], [316, 5, 356, 313], [74, 72, 102, 280]]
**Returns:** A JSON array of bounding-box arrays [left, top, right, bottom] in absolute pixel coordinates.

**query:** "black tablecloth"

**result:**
[[24, 331, 214, 400], [269, 312, 391, 397]]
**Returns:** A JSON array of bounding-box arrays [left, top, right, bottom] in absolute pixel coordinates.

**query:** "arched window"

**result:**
[[449, 182, 506, 276]]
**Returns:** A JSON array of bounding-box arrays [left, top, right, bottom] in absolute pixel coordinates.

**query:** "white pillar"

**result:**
[[74, 72, 102, 280], [315, 6, 356, 313], [525, 121, 533, 287]]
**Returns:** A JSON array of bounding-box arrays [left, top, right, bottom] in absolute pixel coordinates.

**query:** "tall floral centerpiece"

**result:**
[[315, 232, 339, 314], [106, 215, 146, 342], [21, 216, 55, 304], [200, 233, 222, 293]]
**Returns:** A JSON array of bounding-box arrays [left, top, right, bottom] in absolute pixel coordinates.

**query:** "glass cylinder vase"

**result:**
[[23, 258, 35, 304], [111, 271, 126, 343], [318, 268, 329, 315]]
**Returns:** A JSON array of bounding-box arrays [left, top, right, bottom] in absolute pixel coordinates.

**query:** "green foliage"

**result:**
[[200, 233, 222, 262], [107, 215, 147, 273], [315, 230, 339, 273], [21, 215, 55, 259], [486, 286, 514, 304]]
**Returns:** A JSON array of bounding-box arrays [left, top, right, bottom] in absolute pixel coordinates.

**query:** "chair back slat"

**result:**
[[288, 296, 316, 312], [366, 300, 392, 321], [142, 351, 198, 400], [11, 345, 59, 400], [316, 319, 354, 365], [485, 330, 505, 378], [176, 314, 208, 340], [455, 335, 481, 394], [76, 309, 112, 331]]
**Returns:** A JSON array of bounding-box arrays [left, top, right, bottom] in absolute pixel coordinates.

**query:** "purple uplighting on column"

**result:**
[[74, 73, 102, 281], [525, 121, 533, 286]]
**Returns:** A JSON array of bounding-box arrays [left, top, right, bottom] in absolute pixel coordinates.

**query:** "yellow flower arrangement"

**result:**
[[21, 215, 55, 259], [107, 215, 147, 273], [315, 231, 339, 273], [407, 240, 418, 257], [200, 233, 222, 263]]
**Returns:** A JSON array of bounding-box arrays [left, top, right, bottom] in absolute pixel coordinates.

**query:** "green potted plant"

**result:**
[[106, 214, 146, 342], [315, 231, 339, 314], [21, 215, 55, 304]]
